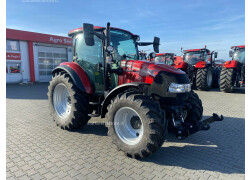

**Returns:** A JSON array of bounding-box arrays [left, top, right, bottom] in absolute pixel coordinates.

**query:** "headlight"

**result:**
[[168, 83, 191, 93]]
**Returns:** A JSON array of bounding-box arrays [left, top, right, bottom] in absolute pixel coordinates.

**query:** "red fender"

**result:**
[[174, 62, 188, 70], [223, 60, 238, 68], [58, 62, 93, 94], [195, 61, 206, 68]]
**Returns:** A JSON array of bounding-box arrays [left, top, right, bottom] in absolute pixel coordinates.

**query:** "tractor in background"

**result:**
[[174, 46, 220, 90], [48, 22, 223, 158], [153, 53, 176, 66], [138, 50, 147, 60], [220, 45, 245, 93]]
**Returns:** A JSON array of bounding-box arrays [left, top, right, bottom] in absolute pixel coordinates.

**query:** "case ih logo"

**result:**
[[6, 52, 21, 60], [49, 37, 73, 45]]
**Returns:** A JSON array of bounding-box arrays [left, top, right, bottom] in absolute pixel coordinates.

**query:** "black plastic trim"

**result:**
[[52, 65, 86, 92]]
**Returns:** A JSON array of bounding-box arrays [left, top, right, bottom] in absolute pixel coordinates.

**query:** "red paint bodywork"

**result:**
[[174, 62, 188, 70], [174, 56, 184, 65], [195, 61, 207, 68], [58, 60, 184, 93], [223, 60, 238, 68], [59, 62, 93, 94], [118, 60, 185, 85]]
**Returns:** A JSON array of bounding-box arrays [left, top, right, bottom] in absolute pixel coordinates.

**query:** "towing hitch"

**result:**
[[176, 113, 224, 140]]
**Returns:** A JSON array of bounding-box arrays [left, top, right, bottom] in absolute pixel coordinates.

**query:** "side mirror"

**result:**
[[83, 23, 95, 46], [153, 37, 160, 53], [229, 51, 233, 57], [214, 52, 218, 59]]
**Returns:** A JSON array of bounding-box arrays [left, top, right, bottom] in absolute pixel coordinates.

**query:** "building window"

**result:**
[[6, 40, 20, 52], [6, 62, 21, 74]]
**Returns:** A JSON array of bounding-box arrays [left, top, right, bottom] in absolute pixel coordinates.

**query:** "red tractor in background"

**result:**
[[138, 50, 147, 60], [220, 45, 245, 93], [174, 56, 184, 65], [174, 46, 220, 90], [153, 53, 176, 65], [48, 22, 223, 158]]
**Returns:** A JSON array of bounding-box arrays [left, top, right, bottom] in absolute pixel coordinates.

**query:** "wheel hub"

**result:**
[[130, 116, 142, 129], [53, 83, 72, 118], [114, 107, 144, 145]]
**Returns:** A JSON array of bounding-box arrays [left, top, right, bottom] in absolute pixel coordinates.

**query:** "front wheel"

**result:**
[[196, 67, 213, 91], [185, 91, 203, 124], [220, 67, 234, 93], [48, 72, 90, 130], [106, 92, 167, 158]]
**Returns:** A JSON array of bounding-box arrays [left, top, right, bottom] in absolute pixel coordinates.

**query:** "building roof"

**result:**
[[6, 28, 73, 46]]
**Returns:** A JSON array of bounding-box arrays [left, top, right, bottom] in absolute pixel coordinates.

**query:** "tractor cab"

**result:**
[[230, 45, 245, 64], [68, 24, 160, 92], [153, 53, 175, 66], [183, 48, 211, 66]]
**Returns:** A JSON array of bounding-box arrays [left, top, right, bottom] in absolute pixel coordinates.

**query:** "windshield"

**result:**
[[184, 52, 206, 65], [154, 55, 174, 65], [110, 29, 138, 61], [232, 50, 245, 63]]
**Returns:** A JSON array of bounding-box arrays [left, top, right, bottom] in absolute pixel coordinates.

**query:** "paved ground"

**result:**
[[6, 83, 245, 180]]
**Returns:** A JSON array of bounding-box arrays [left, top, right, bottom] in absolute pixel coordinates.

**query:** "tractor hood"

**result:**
[[121, 60, 185, 77]]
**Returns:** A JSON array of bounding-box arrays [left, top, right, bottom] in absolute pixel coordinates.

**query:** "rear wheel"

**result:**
[[48, 72, 90, 130], [196, 67, 213, 91], [220, 67, 234, 93], [106, 92, 167, 158]]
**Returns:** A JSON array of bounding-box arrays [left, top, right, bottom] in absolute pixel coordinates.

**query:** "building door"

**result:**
[[37, 46, 67, 82]]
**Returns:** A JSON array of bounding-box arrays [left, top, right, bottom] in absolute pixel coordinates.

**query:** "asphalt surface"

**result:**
[[6, 83, 245, 180]]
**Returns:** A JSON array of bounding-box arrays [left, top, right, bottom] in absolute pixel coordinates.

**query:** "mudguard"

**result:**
[[101, 82, 150, 118], [52, 62, 94, 94], [223, 60, 238, 68], [195, 61, 207, 68]]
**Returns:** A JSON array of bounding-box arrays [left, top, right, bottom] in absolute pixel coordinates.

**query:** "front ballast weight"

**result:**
[[175, 113, 224, 140]]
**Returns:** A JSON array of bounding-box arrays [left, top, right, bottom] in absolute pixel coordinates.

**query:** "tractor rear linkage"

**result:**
[[175, 113, 224, 140]]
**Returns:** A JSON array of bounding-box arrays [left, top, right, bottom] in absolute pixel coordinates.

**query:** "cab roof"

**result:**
[[231, 45, 245, 49], [156, 53, 176, 56], [184, 48, 210, 53], [68, 26, 136, 37]]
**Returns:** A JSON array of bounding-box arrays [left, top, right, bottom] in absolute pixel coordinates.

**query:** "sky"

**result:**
[[6, 0, 245, 60]]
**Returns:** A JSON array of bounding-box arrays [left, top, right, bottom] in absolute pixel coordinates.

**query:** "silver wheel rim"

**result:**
[[207, 70, 213, 87], [114, 107, 144, 145], [53, 83, 72, 118]]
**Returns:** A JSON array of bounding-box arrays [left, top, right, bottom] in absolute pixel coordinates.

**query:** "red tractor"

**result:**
[[48, 22, 223, 158], [174, 47, 220, 90], [220, 45, 245, 93], [153, 53, 176, 66], [138, 50, 147, 60]]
